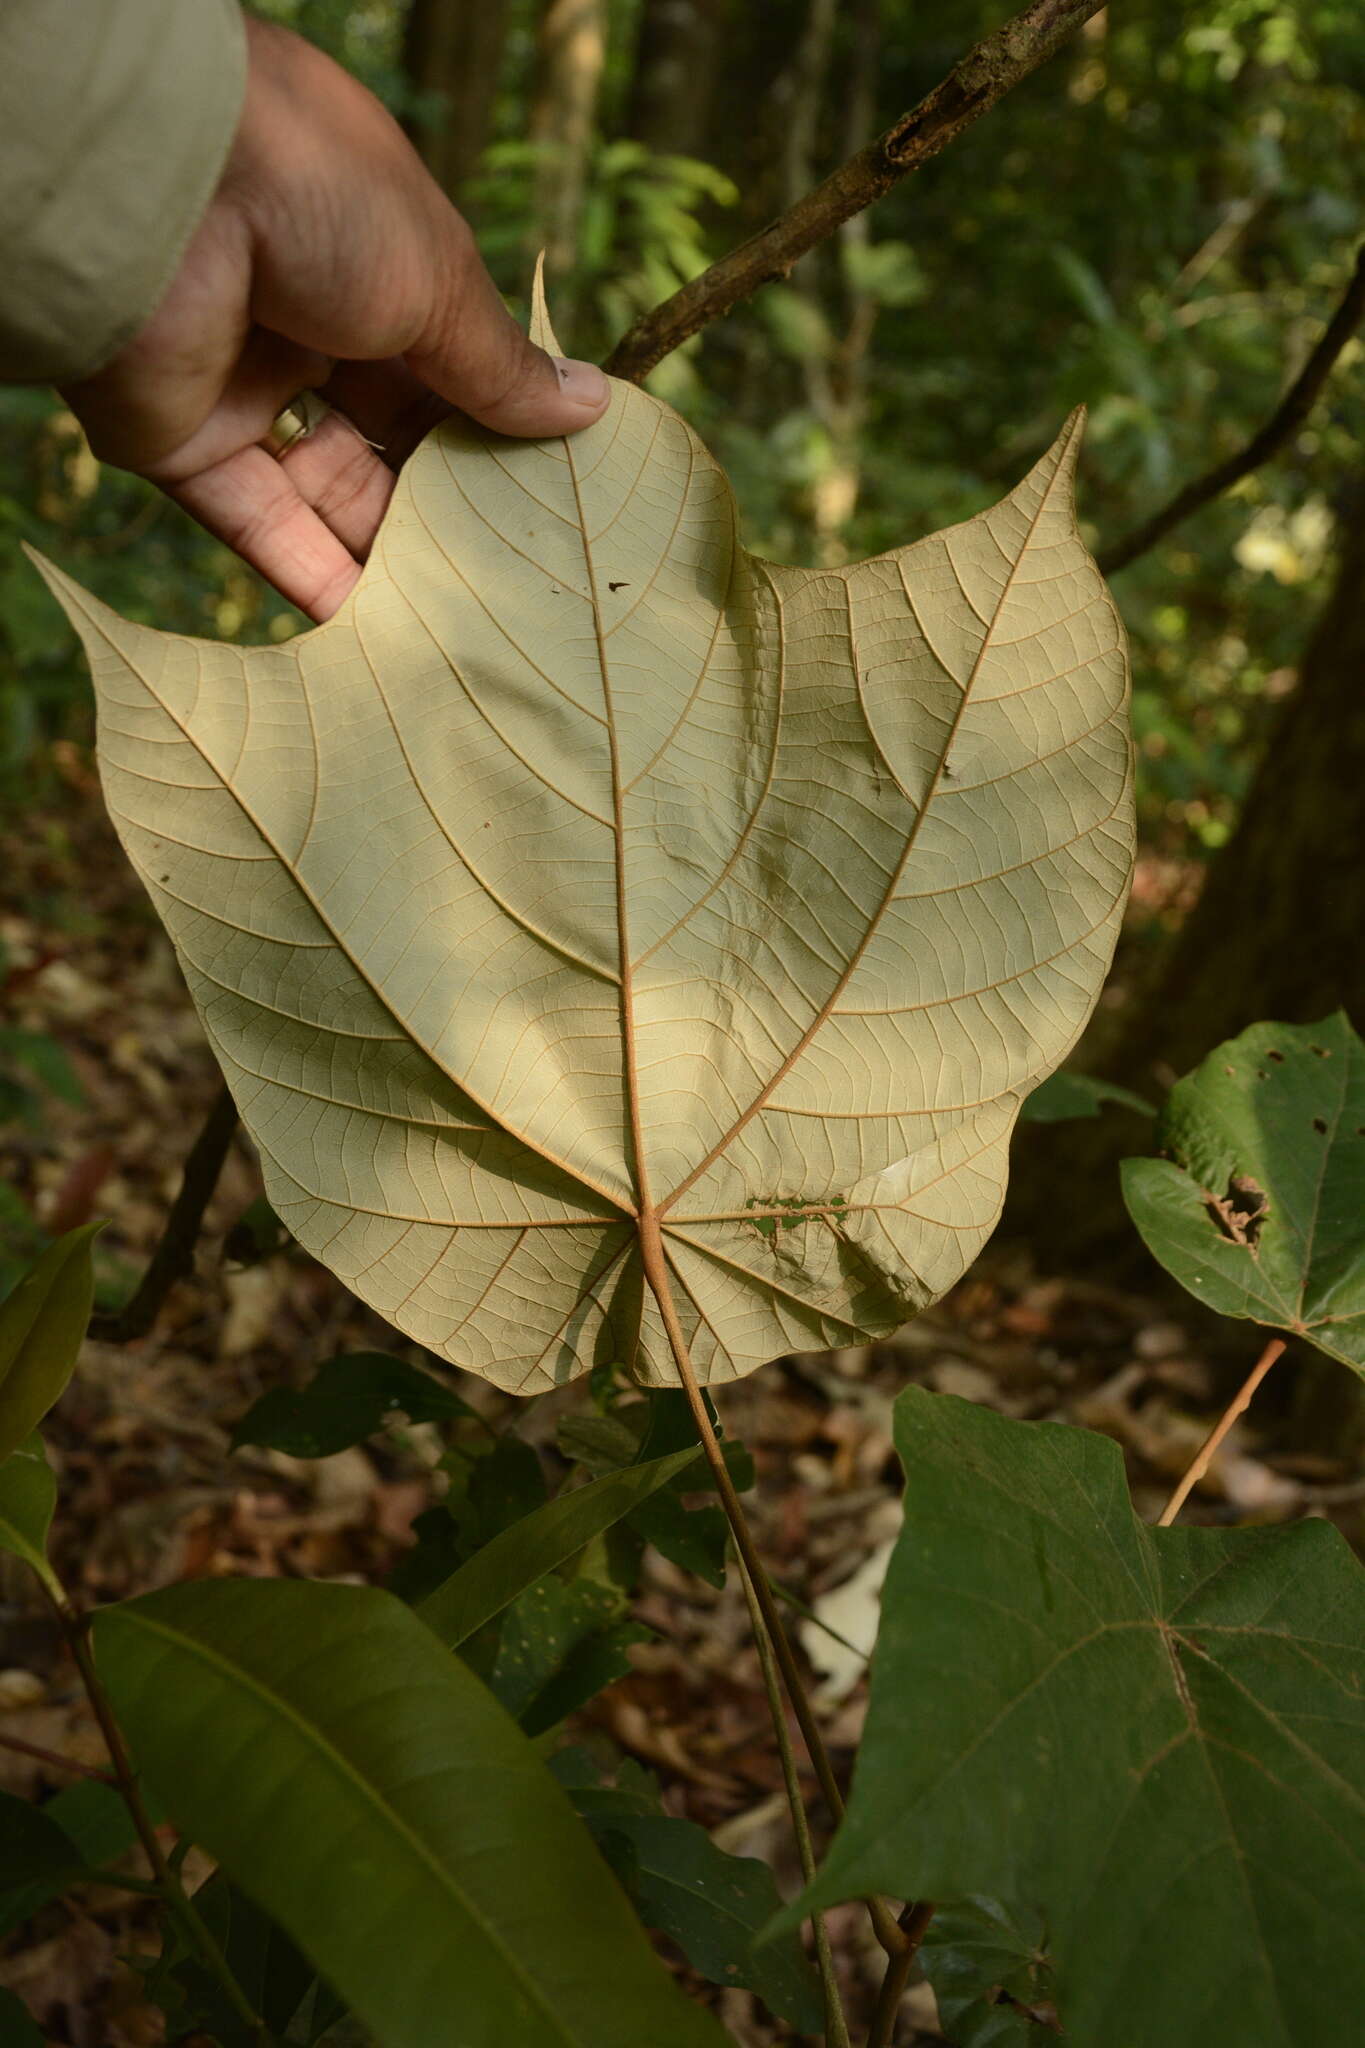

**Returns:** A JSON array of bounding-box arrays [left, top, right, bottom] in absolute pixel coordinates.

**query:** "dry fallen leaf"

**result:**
[[35, 293, 1131, 1393]]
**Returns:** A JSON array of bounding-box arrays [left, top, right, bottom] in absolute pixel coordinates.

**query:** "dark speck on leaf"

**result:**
[[608, 580, 629, 591], [1313, 1116, 1328, 1134], [1311, 1043, 1330, 1057], [1266, 1048, 1284, 1062]]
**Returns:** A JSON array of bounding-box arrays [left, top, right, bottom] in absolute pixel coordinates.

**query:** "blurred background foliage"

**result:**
[[1, 0, 1362, 1113]]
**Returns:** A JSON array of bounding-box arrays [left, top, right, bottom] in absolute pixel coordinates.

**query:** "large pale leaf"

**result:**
[[35, 311, 1130, 1391], [792, 1388, 1365, 2047], [94, 1578, 726, 2048], [1122, 1013, 1365, 1375]]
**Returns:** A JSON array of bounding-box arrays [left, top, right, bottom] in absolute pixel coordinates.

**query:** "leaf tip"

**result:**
[[529, 252, 563, 356]]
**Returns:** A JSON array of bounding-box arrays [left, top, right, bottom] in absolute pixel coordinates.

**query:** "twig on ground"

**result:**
[[604, 0, 1109, 383], [1100, 245, 1365, 574], [88, 1083, 238, 1344], [1158, 1336, 1287, 1526]]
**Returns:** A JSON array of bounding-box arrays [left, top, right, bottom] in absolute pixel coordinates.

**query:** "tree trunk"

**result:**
[[530, 0, 607, 290], [401, 0, 513, 206], [625, 0, 729, 158], [1117, 489, 1365, 1082]]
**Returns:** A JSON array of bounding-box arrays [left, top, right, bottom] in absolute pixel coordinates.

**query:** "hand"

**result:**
[[57, 18, 610, 621]]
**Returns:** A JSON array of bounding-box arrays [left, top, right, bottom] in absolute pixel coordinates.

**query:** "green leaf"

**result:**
[[0, 1027, 84, 1109], [1121, 1013, 1365, 1372], [628, 1486, 729, 1588], [553, 1751, 821, 2031], [0, 1431, 59, 1593], [0, 1224, 100, 1462], [0, 1988, 42, 2046], [36, 346, 1130, 1392], [143, 1872, 322, 2048], [0, 1779, 134, 1938], [0, 1789, 81, 1888], [94, 1579, 726, 2048], [1019, 1070, 1156, 1123], [918, 1898, 1057, 2046], [794, 1387, 1365, 2048], [488, 1576, 650, 1735], [417, 1444, 703, 1647], [231, 1350, 472, 1457]]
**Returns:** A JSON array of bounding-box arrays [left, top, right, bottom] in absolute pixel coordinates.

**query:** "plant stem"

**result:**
[[867, 1901, 935, 2048], [43, 1583, 270, 2044], [736, 1555, 851, 2048], [638, 1218, 910, 1964], [89, 1082, 237, 1344], [0, 1729, 116, 1783], [1159, 1336, 1287, 1526]]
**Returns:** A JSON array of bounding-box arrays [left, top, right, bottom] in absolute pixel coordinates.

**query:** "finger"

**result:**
[[320, 358, 450, 470], [167, 444, 362, 622], [276, 408, 396, 559], [407, 242, 611, 439]]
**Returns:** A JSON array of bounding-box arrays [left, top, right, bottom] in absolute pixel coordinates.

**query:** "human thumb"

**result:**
[[408, 236, 610, 438]]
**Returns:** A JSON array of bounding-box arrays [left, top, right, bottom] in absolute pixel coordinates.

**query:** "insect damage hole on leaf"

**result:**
[[32, 281, 1132, 1395]]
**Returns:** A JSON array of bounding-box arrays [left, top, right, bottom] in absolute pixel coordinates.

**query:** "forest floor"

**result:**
[[3, 791, 1362, 2047]]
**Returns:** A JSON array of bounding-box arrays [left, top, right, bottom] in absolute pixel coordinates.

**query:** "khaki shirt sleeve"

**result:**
[[0, 0, 247, 385]]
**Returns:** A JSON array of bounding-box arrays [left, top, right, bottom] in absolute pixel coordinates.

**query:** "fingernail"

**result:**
[[554, 356, 610, 409]]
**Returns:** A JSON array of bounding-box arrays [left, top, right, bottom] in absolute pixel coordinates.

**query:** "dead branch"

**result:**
[[88, 1083, 238, 1344], [1101, 244, 1365, 574], [604, 0, 1108, 384]]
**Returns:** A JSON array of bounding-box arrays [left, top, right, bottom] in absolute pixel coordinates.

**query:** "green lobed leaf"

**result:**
[[0, 1223, 101, 1461], [0, 1430, 59, 1593], [484, 1574, 647, 1730], [417, 1444, 702, 1648], [553, 1751, 821, 2031], [1121, 1013, 1365, 1373], [793, 1387, 1365, 2048], [1019, 1070, 1155, 1123], [918, 1898, 1058, 2046], [231, 1350, 473, 1457], [94, 1578, 727, 2048], [36, 323, 1131, 1394]]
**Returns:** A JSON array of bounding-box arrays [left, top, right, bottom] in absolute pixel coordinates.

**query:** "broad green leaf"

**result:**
[[94, 1579, 725, 2048], [1019, 1069, 1155, 1123], [418, 1443, 701, 1646], [917, 1898, 1057, 2046], [794, 1388, 1365, 2048], [1121, 1013, 1365, 1373], [0, 1223, 100, 1461], [0, 1430, 59, 1593], [487, 1576, 649, 1734], [230, 1349, 473, 1456], [34, 299, 1130, 1393], [554, 1750, 822, 2031]]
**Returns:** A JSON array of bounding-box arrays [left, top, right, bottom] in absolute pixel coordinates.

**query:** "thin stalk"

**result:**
[[44, 1585, 269, 2044], [1159, 1337, 1286, 1526], [639, 1218, 909, 1963], [737, 1555, 851, 2048], [0, 1729, 115, 1783]]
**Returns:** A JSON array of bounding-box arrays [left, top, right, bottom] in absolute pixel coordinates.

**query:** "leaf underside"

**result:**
[[36, 301, 1131, 1391]]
